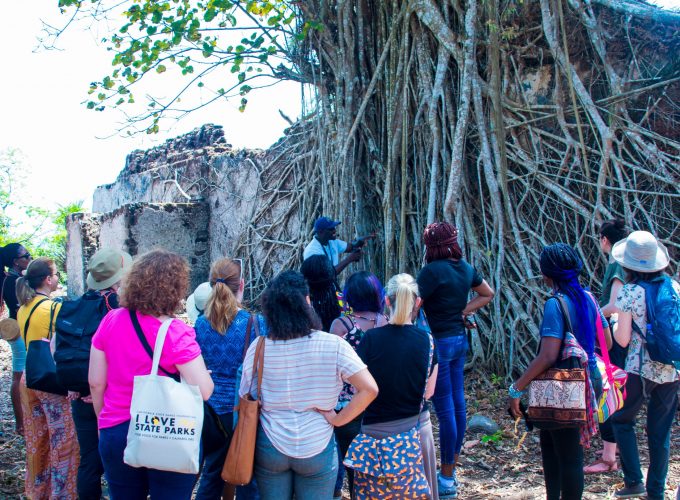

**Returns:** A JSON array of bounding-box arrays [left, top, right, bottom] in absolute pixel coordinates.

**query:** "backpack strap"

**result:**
[[22, 298, 49, 343], [129, 309, 180, 382], [47, 302, 58, 340]]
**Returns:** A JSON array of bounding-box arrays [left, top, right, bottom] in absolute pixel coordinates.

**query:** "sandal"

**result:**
[[584, 458, 618, 474]]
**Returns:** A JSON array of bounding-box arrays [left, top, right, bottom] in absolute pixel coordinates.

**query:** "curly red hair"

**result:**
[[119, 249, 189, 316]]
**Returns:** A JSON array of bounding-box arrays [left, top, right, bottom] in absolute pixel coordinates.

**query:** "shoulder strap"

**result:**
[[339, 316, 354, 334], [420, 333, 435, 412], [243, 315, 254, 362], [22, 298, 49, 342], [129, 309, 179, 381], [0, 274, 6, 315], [252, 336, 265, 402], [554, 296, 574, 355]]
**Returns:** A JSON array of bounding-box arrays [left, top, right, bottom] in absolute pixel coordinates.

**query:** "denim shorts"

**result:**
[[9, 338, 26, 372]]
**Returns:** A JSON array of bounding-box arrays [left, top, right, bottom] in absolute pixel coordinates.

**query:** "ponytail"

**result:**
[[205, 258, 241, 333], [15, 257, 54, 306], [385, 273, 419, 325], [15, 276, 35, 305]]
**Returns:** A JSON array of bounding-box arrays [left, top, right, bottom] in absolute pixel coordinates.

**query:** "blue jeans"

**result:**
[[611, 374, 679, 499], [72, 399, 104, 500], [432, 334, 468, 465], [255, 426, 337, 500], [196, 412, 259, 500], [99, 420, 198, 500]]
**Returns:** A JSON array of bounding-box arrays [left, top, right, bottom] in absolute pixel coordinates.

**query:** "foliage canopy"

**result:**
[[53, 0, 312, 133]]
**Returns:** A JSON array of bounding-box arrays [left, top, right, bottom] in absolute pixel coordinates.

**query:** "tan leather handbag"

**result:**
[[222, 336, 265, 485]]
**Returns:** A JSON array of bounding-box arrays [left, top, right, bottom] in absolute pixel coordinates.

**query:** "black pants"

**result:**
[[71, 399, 104, 500], [611, 374, 679, 500], [540, 427, 584, 500], [334, 414, 362, 498]]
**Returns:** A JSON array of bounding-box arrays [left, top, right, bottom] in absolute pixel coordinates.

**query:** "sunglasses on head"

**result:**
[[234, 258, 243, 282], [212, 259, 243, 287]]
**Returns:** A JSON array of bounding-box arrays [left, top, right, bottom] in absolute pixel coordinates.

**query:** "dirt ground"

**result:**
[[1, 340, 678, 499]]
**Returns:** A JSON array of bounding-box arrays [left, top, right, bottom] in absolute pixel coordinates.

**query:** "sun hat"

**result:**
[[186, 282, 211, 324], [611, 230, 670, 273], [313, 216, 341, 233], [0, 318, 20, 341], [86, 248, 133, 291]]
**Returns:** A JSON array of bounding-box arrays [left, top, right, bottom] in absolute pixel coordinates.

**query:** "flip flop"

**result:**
[[584, 458, 618, 474]]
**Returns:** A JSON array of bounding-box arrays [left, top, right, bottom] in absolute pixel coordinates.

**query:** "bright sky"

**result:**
[[1, 1, 303, 212], [2, 1, 678, 214]]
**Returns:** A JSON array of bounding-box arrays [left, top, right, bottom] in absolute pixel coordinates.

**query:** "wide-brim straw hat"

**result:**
[[0, 318, 20, 341], [86, 248, 133, 291], [187, 282, 212, 324], [611, 230, 670, 273]]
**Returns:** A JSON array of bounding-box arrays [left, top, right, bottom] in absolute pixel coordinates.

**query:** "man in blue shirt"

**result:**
[[303, 216, 374, 275]]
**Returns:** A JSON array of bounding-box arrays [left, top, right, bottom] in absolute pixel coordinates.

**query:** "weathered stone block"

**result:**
[[66, 202, 210, 297]]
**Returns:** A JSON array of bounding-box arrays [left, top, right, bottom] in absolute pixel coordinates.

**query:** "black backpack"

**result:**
[[54, 290, 117, 395]]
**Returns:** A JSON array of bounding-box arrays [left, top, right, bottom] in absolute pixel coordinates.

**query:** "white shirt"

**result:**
[[239, 331, 366, 458], [303, 237, 348, 267]]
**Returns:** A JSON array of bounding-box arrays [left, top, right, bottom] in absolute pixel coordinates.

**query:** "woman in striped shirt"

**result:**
[[239, 270, 378, 500]]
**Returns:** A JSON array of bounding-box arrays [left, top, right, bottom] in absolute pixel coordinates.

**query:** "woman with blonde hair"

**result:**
[[194, 258, 265, 499], [16, 257, 79, 499], [352, 273, 439, 499], [89, 249, 214, 499]]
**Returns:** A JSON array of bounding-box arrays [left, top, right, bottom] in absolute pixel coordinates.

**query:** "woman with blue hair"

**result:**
[[329, 271, 387, 499], [508, 243, 608, 500]]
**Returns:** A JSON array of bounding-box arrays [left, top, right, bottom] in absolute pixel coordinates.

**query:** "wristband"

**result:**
[[508, 382, 526, 399]]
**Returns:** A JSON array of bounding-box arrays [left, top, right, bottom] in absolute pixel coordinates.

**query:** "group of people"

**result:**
[[508, 222, 679, 500], [0, 214, 677, 500]]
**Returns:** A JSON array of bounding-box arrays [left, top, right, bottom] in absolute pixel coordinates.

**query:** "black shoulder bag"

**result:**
[[129, 309, 228, 455], [25, 299, 68, 395]]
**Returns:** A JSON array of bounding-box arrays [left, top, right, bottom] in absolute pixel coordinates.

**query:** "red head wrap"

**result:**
[[423, 222, 463, 263]]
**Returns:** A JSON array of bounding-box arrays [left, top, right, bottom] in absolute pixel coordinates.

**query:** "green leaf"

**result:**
[[204, 8, 216, 22], [156, 64, 167, 73]]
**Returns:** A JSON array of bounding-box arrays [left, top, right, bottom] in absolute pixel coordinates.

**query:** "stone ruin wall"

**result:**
[[66, 124, 302, 299]]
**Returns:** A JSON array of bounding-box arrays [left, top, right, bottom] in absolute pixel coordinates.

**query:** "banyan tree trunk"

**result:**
[[236, 0, 679, 375]]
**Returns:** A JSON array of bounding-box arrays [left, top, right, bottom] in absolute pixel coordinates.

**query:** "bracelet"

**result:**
[[508, 383, 526, 399]]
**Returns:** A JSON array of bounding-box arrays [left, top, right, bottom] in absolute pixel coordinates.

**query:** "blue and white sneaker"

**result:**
[[437, 471, 458, 499]]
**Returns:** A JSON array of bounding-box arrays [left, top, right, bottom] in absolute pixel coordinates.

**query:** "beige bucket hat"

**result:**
[[611, 230, 670, 273], [86, 248, 133, 291]]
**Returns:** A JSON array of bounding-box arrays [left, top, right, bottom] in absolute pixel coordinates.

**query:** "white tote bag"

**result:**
[[123, 319, 204, 474]]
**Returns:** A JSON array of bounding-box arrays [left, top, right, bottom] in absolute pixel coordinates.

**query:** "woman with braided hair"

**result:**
[[508, 243, 608, 500], [416, 222, 494, 499], [301, 255, 342, 332]]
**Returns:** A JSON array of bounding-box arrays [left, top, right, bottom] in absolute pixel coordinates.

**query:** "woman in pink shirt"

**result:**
[[89, 249, 214, 499]]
